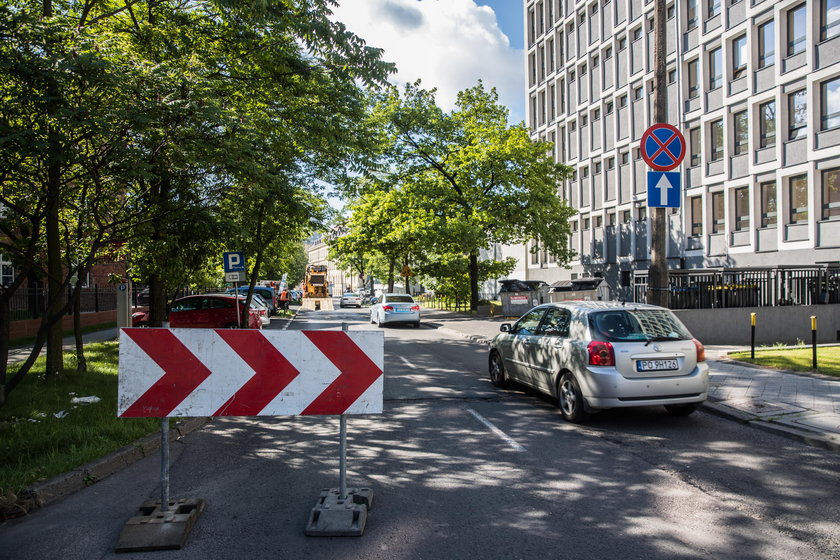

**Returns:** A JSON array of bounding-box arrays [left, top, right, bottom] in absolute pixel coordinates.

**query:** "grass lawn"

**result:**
[[729, 345, 840, 377], [1, 342, 161, 499]]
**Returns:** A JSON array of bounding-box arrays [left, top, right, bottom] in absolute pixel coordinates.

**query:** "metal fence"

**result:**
[[633, 266, 840, 309], [416, 292, 497, 312], [5, 284, 120, 321]]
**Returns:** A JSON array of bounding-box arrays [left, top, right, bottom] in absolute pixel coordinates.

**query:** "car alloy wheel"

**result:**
[[557, 373, 589, 423], [489, 352, 508, 388]]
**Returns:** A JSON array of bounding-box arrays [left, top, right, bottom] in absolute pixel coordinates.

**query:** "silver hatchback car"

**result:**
[[489, 301, 709, 422]]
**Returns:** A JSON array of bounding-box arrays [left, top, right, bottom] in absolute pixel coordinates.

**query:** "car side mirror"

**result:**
[[500, 323, 512, 332]]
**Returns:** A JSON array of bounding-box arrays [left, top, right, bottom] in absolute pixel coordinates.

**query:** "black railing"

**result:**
[[4, 284, 120, 321], [634, 266, 840, 309]]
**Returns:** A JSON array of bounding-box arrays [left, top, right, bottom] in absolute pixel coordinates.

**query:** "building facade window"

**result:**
[[821, 77, 840, 130], [732, 35, 747, 79], [690, 196, 703, 236], [707, 0, 721, 19], [758, 20, 775, 68], [0, 254, 13, 287], [710, 119, 724, 161], [690, 127, 701, 166], [789, 174, 809, 224], [733, 110, 748, 155], [733, 187, 749, 231], [759, 101, 776, 148], [709, 47, 722, 89], [789, 89, 807, 139], [687, 0, 698, 28], [760, 181, 777, 227], [823, 168, 840, 219], [687, 59, 699, 98], [787, 4, 807, 56], [711, 192, 725, 233], [823, 0, 840, 41]]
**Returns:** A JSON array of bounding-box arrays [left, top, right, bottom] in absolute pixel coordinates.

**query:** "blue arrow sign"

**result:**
[[223, 251, 245, 273], [647, 172, 681, 208]]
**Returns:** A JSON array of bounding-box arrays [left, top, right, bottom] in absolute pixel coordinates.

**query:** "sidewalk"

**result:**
[[421, 308, 840, 453]]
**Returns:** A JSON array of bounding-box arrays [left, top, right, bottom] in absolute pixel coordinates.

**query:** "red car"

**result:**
[[168, 294, 262, 329]]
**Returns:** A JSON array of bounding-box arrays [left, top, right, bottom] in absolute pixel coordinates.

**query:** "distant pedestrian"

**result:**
[[279, 288, 290, 311]]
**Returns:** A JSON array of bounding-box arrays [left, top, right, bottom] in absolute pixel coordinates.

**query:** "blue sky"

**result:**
[[476, 0, 523, 50], [331, 0, 526, 124]]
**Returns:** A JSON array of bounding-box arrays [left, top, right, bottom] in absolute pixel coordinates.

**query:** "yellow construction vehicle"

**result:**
[[302, 264, 333, 310], [304, 264, 329, 298]]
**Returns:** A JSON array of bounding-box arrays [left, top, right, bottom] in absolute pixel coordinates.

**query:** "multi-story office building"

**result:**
[[518, 0, 840, 298]]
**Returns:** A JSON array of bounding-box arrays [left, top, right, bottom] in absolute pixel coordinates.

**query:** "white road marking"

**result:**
[[466, 408, 527, 452], [398, 355, 418, 369]]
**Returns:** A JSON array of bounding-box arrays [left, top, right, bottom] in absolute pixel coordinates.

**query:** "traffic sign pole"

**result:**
[[649, 0, 670, 308]]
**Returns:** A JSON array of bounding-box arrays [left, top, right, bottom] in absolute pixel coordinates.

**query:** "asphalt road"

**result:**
[[1, 307, 839, 559]]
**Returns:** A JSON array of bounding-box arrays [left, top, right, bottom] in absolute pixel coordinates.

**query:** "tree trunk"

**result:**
[[0, 297, 9, 405], [387, 259, 395, 293], [469, 251, 479, 311], [149, 273, 167, 327], [44, 164, 65, 380], [72, 283, 86, 374]]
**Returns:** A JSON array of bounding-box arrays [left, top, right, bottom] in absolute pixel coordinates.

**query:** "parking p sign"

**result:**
[[223, 252, 245, 273]]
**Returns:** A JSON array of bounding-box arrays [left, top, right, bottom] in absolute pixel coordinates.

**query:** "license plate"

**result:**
[[637, 359, 679, 372], [393, 308, 411, 313]]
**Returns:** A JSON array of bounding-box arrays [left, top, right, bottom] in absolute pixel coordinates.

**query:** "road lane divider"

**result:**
[[466, 408, 527, 452]]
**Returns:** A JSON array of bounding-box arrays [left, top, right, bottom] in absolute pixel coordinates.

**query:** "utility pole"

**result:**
[[647, 0, 669, 307]]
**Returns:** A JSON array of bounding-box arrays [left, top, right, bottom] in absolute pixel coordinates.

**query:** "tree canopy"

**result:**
[[0, 0, 394, 402], [332, 81, 576, 309]]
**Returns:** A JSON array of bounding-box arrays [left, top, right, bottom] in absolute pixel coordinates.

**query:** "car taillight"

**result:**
[[692, 338, 705, 362], [410, 305, 420, 311], [383, 305, 394, 311], [587, 341, 615, 366]]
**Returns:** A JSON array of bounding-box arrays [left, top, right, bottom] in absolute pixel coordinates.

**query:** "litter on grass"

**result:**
[[70, 396, 101, 405]]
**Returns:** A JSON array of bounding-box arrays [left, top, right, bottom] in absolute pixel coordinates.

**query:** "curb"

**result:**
[[703, 400, 840, 453], [24, 417, 208, 512]]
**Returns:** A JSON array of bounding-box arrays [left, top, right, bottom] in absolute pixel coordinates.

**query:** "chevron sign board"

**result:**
[[117, 329, 384, 418]]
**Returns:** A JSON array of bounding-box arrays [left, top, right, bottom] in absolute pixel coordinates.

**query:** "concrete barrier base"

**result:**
[[305, 488, 373, 537], [300, 298, 334, 311], [115, 498, 205, 552]]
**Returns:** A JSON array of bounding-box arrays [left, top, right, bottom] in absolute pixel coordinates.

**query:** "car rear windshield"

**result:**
[[344, 293, 359, 297], [589, 309, 692, 342], [386, 295, 414, 303]]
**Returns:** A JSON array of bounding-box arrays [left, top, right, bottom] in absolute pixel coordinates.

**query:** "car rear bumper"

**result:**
[[382, 311, 420, 324], [580, 362, 710, 409]]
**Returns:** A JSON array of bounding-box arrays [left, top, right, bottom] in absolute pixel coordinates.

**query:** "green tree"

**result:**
[[367, 81, 576, 310], [0, 0, 393, 402]]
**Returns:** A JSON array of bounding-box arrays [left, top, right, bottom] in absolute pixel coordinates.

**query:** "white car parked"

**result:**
[[369, 293, 421, 328], [489, 301, 709, 422]]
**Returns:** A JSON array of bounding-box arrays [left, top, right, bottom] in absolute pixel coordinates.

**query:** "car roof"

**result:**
[[537, 301, 666, 312]]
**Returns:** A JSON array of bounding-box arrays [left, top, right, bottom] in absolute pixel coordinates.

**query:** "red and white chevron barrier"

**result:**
[[118, 329, 384, 418]]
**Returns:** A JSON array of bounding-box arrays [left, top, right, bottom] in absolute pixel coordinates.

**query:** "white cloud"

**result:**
[[331, 0, 525, 123]]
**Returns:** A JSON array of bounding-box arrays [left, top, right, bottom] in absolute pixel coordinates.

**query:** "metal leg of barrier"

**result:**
[[339, 414, 347, 501], [305, 322, 373, 537], [161, 419, 170, 514], [115, 418, 205, 552]]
